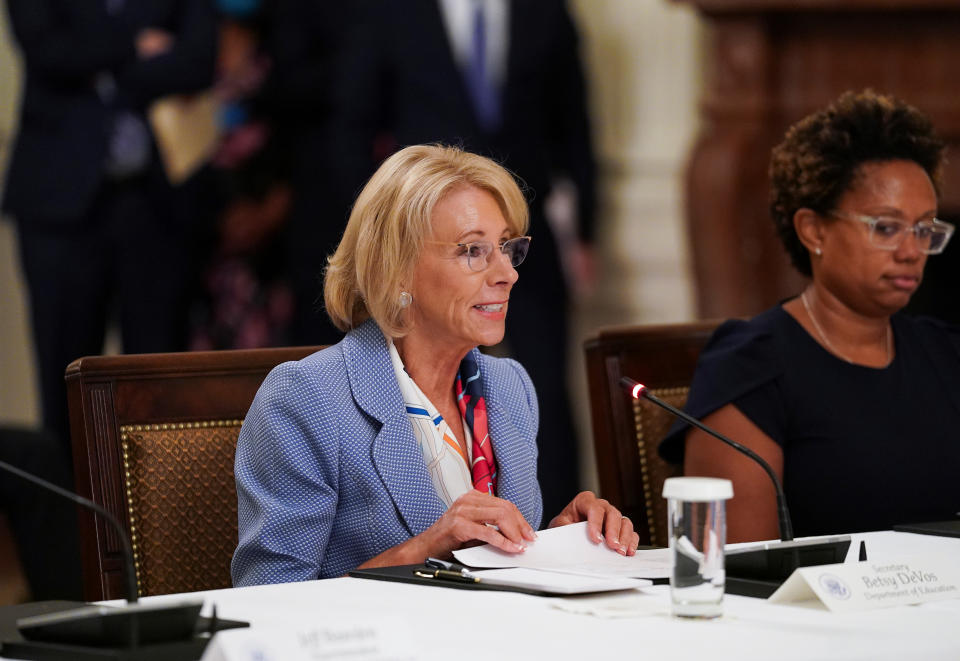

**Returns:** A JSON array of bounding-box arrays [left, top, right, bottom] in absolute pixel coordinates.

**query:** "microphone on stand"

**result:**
[[0, 458, 140, 603], [0, 457, 238, 659], [620, 377, 850, 593], [620, 377, 794, 541]]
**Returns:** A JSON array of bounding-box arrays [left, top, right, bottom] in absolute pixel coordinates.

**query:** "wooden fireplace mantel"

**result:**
[[676, 0, 960, 318]]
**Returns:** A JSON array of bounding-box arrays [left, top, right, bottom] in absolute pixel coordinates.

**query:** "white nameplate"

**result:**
[[201, 617, 419, 661], [769, 556, 960, 612]]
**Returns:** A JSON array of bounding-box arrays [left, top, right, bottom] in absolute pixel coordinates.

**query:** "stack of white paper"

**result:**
[[453, 521, 672, 580]]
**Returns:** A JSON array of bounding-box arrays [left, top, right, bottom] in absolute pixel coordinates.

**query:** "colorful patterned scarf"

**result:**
[[389, 341, 473, 507], [456, 353, 498, 495]]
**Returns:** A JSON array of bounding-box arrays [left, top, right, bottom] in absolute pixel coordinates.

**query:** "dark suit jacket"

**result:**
[[264, 1, 358, 211], [2, 0, 216, 223], [336, 0, 596, 243]]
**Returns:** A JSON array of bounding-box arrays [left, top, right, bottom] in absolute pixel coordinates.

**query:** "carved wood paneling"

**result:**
[[679, 1, 960, 318]]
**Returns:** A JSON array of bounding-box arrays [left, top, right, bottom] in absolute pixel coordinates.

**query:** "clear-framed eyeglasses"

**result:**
[[831, 211, 955, 255], [431, 236, 532, 272]]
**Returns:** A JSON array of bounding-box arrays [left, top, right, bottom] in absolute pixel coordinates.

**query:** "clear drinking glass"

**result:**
[[663, 477, 734, 618]]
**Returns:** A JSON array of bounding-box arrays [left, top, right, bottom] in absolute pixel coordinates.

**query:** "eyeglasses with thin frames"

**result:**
[[830, 211, 954, 255], [427, 236, 532, 272]]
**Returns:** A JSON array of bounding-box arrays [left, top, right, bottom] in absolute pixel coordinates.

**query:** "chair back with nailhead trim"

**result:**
[[584, 322, 720, 546], [66, 346, 322, 600]]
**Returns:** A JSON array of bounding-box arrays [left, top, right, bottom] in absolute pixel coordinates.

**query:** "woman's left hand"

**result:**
[[548, 491, 640, 556]]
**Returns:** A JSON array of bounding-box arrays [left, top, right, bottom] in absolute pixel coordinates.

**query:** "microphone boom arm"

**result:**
[[0, 457, 140, 602], [620, 376, 794, 541]]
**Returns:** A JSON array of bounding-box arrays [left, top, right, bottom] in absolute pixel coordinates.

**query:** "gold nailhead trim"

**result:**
[[633, 387, 687, 547]]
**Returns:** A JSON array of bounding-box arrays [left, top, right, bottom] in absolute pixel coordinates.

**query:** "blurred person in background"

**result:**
[[264, 0, 358, 347], [2, 0, 218, 453], [190, 0, 295, 350], [331, 0, 597, 517], [0, 426, 82, 600]]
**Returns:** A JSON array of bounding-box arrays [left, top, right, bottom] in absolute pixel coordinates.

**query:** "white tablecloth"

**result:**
[[6, 531, 959, 660]]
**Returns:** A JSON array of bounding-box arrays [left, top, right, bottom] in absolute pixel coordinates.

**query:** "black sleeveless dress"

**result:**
[[659, 305, 960, 537]]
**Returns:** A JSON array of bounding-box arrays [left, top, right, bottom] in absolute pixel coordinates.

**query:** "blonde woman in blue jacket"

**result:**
[[232, 145, 638, 585]]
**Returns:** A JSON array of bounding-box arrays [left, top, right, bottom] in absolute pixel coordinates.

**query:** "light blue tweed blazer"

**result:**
[[231, 319, 543, 586]]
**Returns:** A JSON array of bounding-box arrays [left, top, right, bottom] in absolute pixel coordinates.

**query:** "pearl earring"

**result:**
[[399, 291, 412, 308], [815, 247, 822, 256]]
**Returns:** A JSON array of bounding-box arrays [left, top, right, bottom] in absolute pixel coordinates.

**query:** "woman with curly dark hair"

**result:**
[[660, 90, 960, 541]]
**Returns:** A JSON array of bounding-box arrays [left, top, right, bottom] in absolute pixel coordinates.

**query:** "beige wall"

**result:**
[[0, 2, 704, 488], [0, 6, 36, 428], [566, 0, 701, 489], [572, 0, 700, 328]]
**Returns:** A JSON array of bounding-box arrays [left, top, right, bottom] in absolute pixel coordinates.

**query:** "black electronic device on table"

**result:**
[[725, 536, 852, 581], [0, 458, 248, 660], [621, 377, 853, 598], [1, 600, 247, 661], [16, 601, 204, 647], [894, 520, 960, 538], [724, 536, 852, 598]]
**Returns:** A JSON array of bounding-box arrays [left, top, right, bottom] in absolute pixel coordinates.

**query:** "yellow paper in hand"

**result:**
[[148, 92, 220, 185]]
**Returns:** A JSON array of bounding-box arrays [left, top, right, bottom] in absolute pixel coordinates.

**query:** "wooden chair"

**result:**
[[584, 321, 721, 547], [65, 346, 322, 601]]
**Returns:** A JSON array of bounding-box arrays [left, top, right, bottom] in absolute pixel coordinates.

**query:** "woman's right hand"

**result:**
[[421, 490, 537, 558], [354, 490, 537, 571]]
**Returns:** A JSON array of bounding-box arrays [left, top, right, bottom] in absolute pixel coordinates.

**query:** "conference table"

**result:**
[[5, 530, 960, 660]]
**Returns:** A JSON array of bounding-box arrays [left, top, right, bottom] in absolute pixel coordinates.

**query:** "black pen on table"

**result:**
[[425, 557, 471, 575], [417, 557, 478, 583], [416, 561, 478, 584]]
